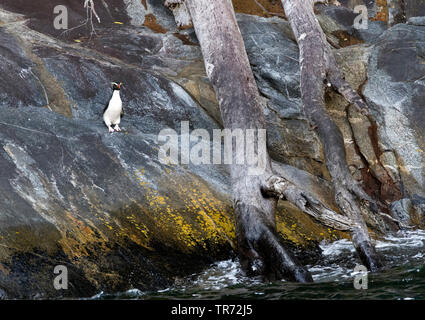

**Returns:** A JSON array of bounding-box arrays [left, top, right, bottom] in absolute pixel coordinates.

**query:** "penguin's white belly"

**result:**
[[104, 96, 122, 124]]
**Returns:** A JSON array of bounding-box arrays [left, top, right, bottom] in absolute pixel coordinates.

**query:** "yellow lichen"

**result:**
[[132, 168, 236, 253]]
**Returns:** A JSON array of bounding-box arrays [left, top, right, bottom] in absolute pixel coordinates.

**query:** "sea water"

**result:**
[[91, 229, 425, 300]]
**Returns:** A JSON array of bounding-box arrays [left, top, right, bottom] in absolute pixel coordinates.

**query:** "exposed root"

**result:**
[[184, 0, 314, 282], [259, 225, 313, 282], [326, 60, 370, 116], [281, 0, 384, 271], [235, 201, 313, 282], [334, 183, 383, 271], [378, 212, 414, 230], [263, 175, 353, 231]]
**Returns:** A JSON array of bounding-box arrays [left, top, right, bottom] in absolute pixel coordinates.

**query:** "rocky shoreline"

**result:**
[[0, 0, 423, 298]]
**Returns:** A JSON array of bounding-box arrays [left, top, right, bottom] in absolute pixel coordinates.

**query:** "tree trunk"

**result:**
[[281, 0, 382, 271], [182, 0, 315, 282], [164, 0, 368, 282]]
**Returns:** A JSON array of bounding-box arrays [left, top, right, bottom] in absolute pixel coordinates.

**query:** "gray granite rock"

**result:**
[[408, 16, 425, 26], [405, 1, 425, 19], [390, 198, 414, 224], [0, 0, 424, 299], [363, 23, 425, 199]]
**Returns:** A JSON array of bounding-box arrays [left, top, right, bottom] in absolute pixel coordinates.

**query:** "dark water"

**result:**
[[91, 230, 425, 300]]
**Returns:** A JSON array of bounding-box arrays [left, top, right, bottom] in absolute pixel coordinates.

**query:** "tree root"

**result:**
[[262, 175, 353, 231], [326, 60, 370, 116], [235, 201, 313, 282], [281, 0, 384, 271]]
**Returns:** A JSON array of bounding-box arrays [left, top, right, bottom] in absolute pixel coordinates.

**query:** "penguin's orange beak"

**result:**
[[117, 83, 122, 89]]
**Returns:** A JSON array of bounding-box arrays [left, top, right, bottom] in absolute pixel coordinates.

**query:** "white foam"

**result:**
[[191, 259, 254, 290], [89, 229, 425, 297], [319, 239, 355, 257]]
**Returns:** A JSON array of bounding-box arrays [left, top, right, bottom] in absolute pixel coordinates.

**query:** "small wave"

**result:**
[[319, 238, 355, 257], [88, 288, 145, 300], [190, 259, 262, 291], [376, 229, 425, 250], [88, 229, 425, 299]]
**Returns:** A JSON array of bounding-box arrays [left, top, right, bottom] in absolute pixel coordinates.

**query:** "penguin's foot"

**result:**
[[108, 127, 115, 133], [114, 125, 122, 132]]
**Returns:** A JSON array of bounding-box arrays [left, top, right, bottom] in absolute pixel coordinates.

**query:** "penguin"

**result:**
[[103, 82, 123, 133]]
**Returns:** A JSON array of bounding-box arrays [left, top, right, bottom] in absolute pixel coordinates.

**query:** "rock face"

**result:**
[[363, 22, 425, 221], [0, 0, 234, 299], [405, 1, 425, 19], [366, 24, 425, 191], [0, 0, 423, 298]]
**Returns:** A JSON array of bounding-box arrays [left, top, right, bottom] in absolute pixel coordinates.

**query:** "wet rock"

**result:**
[[0, 28, 45, 109], [354, 20, 387, 43], [240, 13, 423, 212], [363, 23, 425, 200], [238, 14, 328, 179], [143, 0, 180, 31], [0, 3, 337, 298], [0, 3, 236, 297], [0, 103, 336, 297], [405, 1, 425, 19], [0, 0, 424, 298], [0, 288, 6, 300], [408, 16, 425, 26], [391, 197, 425, 227], [390, 199, 414, 224], [411, 195, 425, 227], [317, 5, 359, 31], [315, 4, 387, 46], [0, 104, 234, 298]]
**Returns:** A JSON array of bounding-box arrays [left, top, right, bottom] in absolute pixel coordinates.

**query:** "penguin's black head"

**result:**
[[112, 82, 122, 90]]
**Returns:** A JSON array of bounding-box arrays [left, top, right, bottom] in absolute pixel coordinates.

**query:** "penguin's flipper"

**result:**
[[103, 102, 109, 114], [121, 109, 124, 119]]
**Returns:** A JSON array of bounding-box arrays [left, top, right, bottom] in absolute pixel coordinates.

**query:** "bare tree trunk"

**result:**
[[182, 0, 314, 282], [164, 0, 367, 282], [281, 0, 383, 271]]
